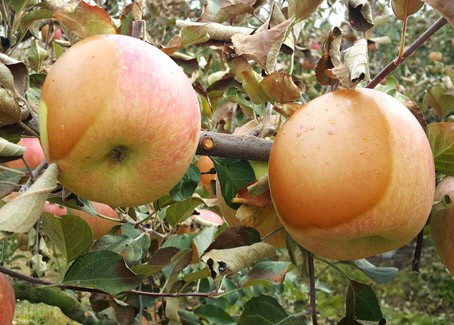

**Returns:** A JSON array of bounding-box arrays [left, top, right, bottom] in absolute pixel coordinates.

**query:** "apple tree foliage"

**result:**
[[0, 0, 453, 324]]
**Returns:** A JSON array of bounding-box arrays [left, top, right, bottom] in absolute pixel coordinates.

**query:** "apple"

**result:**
[[428, 51, 443, 62], [197, 156, 216, 194], [367, 41, 379, 53], [0, 273, 15, 324], [41, 25, 62, 43], [430, 177, 454, 275], [39, 34, 201, 207], [269, 88, 435, 260], [192, 208, 224, 227], [44, 202, 121, 239], [3, 137, 45, 169], [311, 41, 321, 51]]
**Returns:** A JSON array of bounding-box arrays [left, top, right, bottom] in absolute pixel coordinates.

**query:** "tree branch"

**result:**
[[366, 16, 447, 89], [196, 131, 272, 161]]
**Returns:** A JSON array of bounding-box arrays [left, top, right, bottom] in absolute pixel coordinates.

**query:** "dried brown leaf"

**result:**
[[232, 18, 294, 73], [175, 20, 253, 42], [422, 0, 454, 28], [0, 138, 26, 157], [162, 25, 210, 55], [392, 0, 424, 21], [261, 71, 301, 103], [347, 0, 374, 32], [0, 88, 21, 124], [288, 0, 323, 22], [202, 242, 276, 275]]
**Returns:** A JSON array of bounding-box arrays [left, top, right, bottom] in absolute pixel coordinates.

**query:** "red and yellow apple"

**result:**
[[44, 202, 121, 239], [0, 273, 15, 324], [3, 137, 45, 169], [39, 34, 200, 207], [197, 155, 216, 194], [269, 88, 435, 260], [41, 25, 62, 43], [430, 176, 454, 275]]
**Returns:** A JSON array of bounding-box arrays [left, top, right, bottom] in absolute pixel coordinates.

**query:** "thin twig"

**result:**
[[307, 251, 318, 325], [366, 16, 447, 89], [412, 229, 424, 272], [0, 264, 217, 298]]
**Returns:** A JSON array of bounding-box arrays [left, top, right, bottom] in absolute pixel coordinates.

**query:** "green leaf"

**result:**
[[242, 261, 292, 287], [42, 214, 93, 263], [27, 40, 48, 73], [162, 233, 198, 250], [170, 164, 200, 201], [238, 294, 305, 325], [165, 197, 202, 226], [286, 235, 309, 278], [0, 163, 58, 233], [345, 280, 383, 321], [194, 304, 235, 324], [211, 157, 256, 209], [63, 251, 142, 295], [427, 122, 454, 175], [423, 85, 454, 117], [193, 226, 217, 257], [345, 259, 398, 284], [19, 7, 53, 32], [223, 87, 264, 116]]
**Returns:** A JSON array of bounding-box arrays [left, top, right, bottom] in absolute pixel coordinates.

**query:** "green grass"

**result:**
[[14, 300, 79, 325]]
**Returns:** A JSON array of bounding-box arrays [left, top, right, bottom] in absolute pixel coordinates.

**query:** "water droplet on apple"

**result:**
[[327, 127, 336, 135], [325, 160, 331, 165]]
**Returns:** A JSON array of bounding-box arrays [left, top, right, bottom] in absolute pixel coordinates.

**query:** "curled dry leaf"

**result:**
[[232, 18, 294, 73], [347, 0, 374, 32], [288, 0, 323, 22], [0, 163, 58, 233], [261, 71, 301, 103], [0, 53, 28, 95], [162, 25, 210, 56], [392, 0, 424, 21], [0, 88, 22, 125], [0, 138, 26, 157], [175, 20, 253, 42], [199, 0, 265, 24], [329, 37, 368, 89], [202, 242, 276, 276], [422, 0, 454, 28]]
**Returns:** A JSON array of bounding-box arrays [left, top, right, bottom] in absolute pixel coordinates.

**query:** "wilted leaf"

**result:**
[[0, 88, 21, 125], [288, 0, 323, 22], [19, 7, 53, 33], [346, 280, 383, 321], [42, 214, 93, 263], [242, 261, 292, 287], [427, 122, 454, 175], [261, 71, 301, 103], [0, 54, 28, 95], [232, 18, 294, 73], [118, 1, 143, 35], [286, 235, 309, 278], [175, 20, 253, 42], [170, 164, 201, 201], [232, 57, 270, 105], [63, 250, 143, 294], [236, 203, 286, 248], [0, 138, 26, 158], [211, 157, 256, 209], [0, 163, 58, 233], [31, 253, 47, 277], [238, 295, 304, 325], [392, 0, 424, 20], [27, 40, 48, 73], [202, 242, 275, 276], [54, 1, 116, 41], [347, 0, 374, 32], [423, 85, 454, 117], [0, 62, 16, 92], [422, 0, 454, 28], [162, 25, 210, 56]]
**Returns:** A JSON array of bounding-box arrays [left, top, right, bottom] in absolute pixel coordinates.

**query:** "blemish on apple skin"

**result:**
[[327, 127, 336, 135]]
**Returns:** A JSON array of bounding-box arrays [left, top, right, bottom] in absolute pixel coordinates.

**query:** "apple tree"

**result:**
[[0, 0, 454, 324]]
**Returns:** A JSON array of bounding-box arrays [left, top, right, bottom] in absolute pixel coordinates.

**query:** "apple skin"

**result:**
[[269, 88, 435, 260], [197, 156, 216, 194], [39, 34, 200, 207], [41, 25, 62, 42], [44, 202, 120, 239], [0, 273, 15, 324], [4, 137, 45, 169], [430, 177, 454, 275]]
